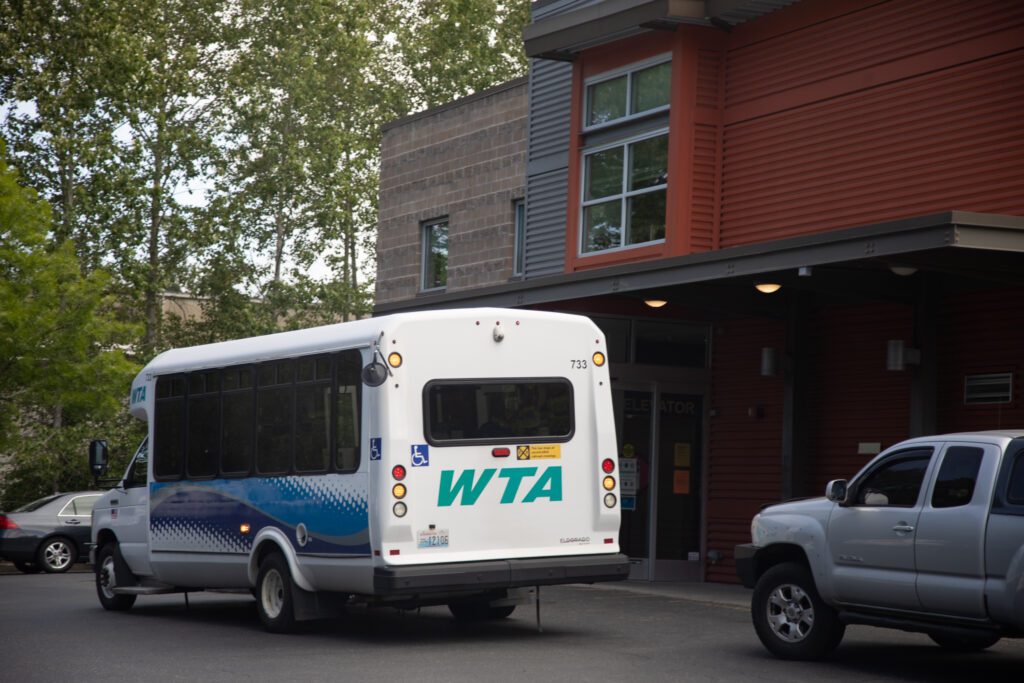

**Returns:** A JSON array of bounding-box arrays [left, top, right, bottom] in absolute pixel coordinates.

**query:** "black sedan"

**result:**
[[0, 491, 104, 573]]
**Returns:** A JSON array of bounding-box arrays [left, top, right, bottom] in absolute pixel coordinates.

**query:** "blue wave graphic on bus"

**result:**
[[150, 476, 370, 556]]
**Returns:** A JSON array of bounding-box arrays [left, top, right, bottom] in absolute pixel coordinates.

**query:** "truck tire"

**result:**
[[256, 553, 298, 633], [928, 633, 1001, 652], [751, 562, 845, 660], [95, 544, 137, 611]]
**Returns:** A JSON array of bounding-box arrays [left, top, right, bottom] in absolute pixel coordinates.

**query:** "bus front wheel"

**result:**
[[95, 544, 137, 611], [256, 553, 298, 633]]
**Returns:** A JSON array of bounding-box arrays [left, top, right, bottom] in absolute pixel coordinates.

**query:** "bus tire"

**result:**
[[256, 553, 298, 633], [448, 600, 516, 621], [95, 544, 137, 611]]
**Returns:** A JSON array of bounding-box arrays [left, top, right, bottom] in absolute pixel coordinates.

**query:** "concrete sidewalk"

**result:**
[[584, 578, 752, 609]]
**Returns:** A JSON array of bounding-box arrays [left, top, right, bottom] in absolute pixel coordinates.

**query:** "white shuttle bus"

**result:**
[[89, 308, 628, 632]]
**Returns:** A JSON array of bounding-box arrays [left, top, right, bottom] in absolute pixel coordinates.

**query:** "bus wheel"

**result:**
[[256, 553, 298, 633], [448, 600, 516, 621], [95, 544, 137, 611]]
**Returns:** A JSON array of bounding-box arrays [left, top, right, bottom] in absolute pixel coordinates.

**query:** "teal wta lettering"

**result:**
[[438, 467, 563, 506]]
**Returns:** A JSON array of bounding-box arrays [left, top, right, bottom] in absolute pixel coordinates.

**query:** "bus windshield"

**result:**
[[425, 379, 573, 444]]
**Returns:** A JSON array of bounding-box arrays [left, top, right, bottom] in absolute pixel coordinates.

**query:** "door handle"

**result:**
[[65, 518, 81, 525], [892, 523, 915, 533]]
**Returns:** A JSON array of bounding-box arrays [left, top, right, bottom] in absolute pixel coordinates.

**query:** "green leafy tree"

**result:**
[[0, 145, 140, 507]]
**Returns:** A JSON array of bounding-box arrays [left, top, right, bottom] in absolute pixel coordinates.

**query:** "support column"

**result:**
[[910, 274, 939, 436], [781, 292, 811, 499]]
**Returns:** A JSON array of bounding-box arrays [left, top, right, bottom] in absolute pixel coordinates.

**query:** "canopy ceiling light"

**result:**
[[644, 299, 668, 308], [754, 283, 782, 294], [889, 265, 918, 276]]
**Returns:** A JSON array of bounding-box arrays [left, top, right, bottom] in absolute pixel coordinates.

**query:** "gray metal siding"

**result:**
[[524, 0, 602, 278], [525, 168, 570, 277]]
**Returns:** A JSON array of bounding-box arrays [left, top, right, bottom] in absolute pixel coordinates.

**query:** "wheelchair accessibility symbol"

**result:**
[[411, 444, 430, 467], [370, 437, 382, 461]]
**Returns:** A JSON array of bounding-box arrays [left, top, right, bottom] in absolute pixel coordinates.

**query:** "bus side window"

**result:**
[[187, 370, 220, 479], [335, 350, 362, 472], [221, 366, 254, 477], [154, 375, 185, 480], [126, 440, 149, 488], [295, 355, 331, 473], [257, 360, 293, 476]]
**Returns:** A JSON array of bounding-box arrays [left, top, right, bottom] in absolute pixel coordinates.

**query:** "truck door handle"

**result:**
[[892, 524, 915, 533], [65, 518, 81, 525]]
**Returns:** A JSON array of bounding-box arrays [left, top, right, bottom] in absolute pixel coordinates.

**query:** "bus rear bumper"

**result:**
[[373, 553, 630, 595]]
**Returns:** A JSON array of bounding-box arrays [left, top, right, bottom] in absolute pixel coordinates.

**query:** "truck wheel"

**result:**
[[14, 560, 41, 574], [38, 536, 76, 573], [95, 544, 137, 611], [928, 633, 1001, 651], [448, 600, 516, 621], [752, 562, 845, 660], [256, 553, 298, 633]]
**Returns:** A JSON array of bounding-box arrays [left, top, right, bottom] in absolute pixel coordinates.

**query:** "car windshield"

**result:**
[[12, 493, 64, 513]]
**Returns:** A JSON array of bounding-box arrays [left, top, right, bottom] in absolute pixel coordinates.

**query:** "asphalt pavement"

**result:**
[[1, 569, 1021, 682]]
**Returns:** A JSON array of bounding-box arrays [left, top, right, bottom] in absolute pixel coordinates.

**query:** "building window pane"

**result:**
[[627, 191, 666, 245], [628, 135, 668, 190], [513, 199, 525, 276], [587, 75, 627, 126], [581, 132, 667, 254], [631, 62, 671, 114], [583, 200, 622, 252], [422, 218, 448, 290], [585, 147, 624, 200]]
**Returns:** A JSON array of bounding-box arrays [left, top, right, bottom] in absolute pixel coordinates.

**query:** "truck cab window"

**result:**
[[931, 446, 983, 508], [855, 452, 932, 507]]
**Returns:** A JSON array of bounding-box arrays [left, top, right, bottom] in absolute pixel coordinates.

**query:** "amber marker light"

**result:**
[[392, 483, 407, 499], [602, 476, 616, 491], [387, 352, 403, 368], [593, 351, 606, 367], [240, 523, 251, 534]]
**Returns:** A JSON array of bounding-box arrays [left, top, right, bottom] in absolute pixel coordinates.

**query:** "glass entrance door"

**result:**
[[613, 384, 703, 581]]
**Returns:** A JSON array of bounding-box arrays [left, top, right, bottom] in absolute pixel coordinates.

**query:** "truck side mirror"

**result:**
[[825, 479, 848, 504], [89, 440, 109, 478]]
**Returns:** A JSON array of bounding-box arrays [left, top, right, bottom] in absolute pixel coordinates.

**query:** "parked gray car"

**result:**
[[0, 491, 104, 573], [736, 431, 1024, 659]]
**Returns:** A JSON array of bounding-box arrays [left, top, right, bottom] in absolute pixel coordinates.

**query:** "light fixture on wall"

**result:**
[[886, 339, 921, 371], [644, 299, 668, 308], [754, 282, 782, 294], [760, 347, 778, 377]]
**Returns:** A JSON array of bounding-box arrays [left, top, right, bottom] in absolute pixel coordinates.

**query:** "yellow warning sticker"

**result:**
[[516, 444, 561, 460]]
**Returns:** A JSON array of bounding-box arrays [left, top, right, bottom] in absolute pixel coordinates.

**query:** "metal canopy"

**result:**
[[524, 0, 799, 60], [373, 212, 1024, 316]]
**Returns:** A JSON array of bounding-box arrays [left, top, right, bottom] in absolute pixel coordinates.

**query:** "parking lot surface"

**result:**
[[1, 570, 1021, 682]]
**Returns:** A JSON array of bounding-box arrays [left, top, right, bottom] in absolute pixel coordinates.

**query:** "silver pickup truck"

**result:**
[[735, 431, 1024, 659]]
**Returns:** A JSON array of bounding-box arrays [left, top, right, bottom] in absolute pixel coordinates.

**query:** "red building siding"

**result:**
[[706, 318, 785, 583], [938, 287, 1024, 431], [804, 302, 913, 492], [719, 0, 1024, 247]]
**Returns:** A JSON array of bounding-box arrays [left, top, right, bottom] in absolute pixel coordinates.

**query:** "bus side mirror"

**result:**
[[825, 479, 848, 504], [361, 361, 388, 387], [89, 440, 109, 478]]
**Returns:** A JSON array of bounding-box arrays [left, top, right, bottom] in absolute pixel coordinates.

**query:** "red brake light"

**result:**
[[392, 465, 406, 481], [0, 515, 17, 530], [602, 458, 615, 474]]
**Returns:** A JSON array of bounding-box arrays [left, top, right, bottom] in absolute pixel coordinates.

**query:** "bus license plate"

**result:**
[[417, 529, 449, 549]]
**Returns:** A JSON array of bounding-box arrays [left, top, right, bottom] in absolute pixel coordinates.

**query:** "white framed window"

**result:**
[[513, 199, 525, 276], [421, 218, 448, 291], [580, 129, 668, 254], [584, 54, 671, 132]]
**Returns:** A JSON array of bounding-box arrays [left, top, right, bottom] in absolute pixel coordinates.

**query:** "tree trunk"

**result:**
[[145, 102, 166, 351]]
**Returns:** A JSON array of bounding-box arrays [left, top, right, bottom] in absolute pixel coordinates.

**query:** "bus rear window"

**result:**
[[424, 379, 573, 445]]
